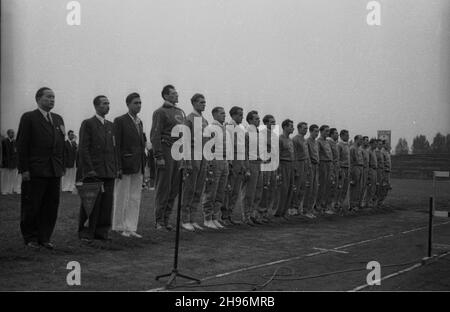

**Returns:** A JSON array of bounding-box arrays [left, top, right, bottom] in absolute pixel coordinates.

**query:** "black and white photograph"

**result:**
[[0, 0, 449, 300]]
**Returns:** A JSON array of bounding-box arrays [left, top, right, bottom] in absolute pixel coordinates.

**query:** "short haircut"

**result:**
[[126, 92, 140, 105], [68, 130, 74, 135], [161, 85, 175, 99], [297, 122, 307, 129], [329, 128, 338, 135], [229, 106, 243, 117], [369, 138, 377, 144], [319, 125, 329, 132], [263, 114, 275, 125], [354, 135, 362, 141], [35, 87, 52, 102], [340, 129, 348, 137], [246, 110, 259, 123], [191, 93, 205, 105], [309, 124, 319, 132], [7, 129, 14, 135], [93, 95, 107, 107], [211, 106, 224, 116], [362, 136, 369, 140], [281, 119, 293, 129]]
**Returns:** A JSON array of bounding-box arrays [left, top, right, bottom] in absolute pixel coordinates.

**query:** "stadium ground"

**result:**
[[0, 178, 449, 291]]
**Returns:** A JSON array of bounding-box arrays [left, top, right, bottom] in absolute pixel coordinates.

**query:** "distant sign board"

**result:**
[[377, 130, 391, 147]]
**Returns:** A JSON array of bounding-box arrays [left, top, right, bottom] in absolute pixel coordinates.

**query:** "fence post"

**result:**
[[428, 196, 433, 258]]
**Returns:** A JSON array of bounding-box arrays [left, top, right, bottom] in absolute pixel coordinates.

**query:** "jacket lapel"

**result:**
[[35, 109, 55, 137]]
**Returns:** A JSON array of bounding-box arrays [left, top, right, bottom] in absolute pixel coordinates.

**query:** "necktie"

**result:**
[[46, 113, 53, 126]]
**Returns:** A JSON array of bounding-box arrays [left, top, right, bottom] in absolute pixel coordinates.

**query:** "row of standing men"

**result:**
[[12, 85, 391, 250]]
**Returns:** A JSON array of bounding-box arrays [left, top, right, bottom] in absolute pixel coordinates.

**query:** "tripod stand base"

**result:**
[[156, 269, 201, 289]]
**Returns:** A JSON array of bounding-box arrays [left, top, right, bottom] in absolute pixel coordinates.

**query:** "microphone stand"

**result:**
[[155, 167, 201, 289]]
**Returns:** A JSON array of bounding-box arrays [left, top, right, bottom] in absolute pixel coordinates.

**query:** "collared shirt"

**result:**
[[95, 114, 106, 125], [292, 134, 308, 161], [369, 149, 378, 169], [185, 110, 209, 149], [128, 113, 142, 133], [317, 137, 332, 162], [361, 146, 370, 168], [225, 119, 246, 161], [307, 137, 319, 165], [279, 133, 294, 162], [338, 141, 350, 168], [209, 119, 229, 159], [328, 138, 339, 166], [350, 144, 364, 166], [375, 148, 384, 170], [381, 148, 391, 171], [246, 125, 260, 162], [38, 107, 53, 124], [150, 101, 186, 159]]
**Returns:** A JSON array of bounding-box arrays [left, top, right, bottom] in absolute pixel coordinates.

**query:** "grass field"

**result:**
[[0, 178, 449, 291]]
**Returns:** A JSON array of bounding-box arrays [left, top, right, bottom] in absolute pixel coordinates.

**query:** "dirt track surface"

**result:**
[[0, 178, 449, 291]]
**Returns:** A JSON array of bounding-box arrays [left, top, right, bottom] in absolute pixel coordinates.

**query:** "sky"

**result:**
[[1, 0, 449, 151]]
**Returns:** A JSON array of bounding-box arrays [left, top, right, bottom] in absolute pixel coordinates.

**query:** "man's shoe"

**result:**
[[191, 222, 204, 231], [121, 231, 131, 237], [165, 224, 174, 231], [181, 223, 195, 232], [212, 220, 225, 229], [220, 219, 232, 226], [40, 242, 54, 250], [325, 209, 335, 215], [155, 223, 164, 230], [228, 218, 242, 225], [204, 220, 219, 230], [129, 231, 143, 238], [26, 241, 40, 249], [244, 218, 255, 226], [250, 217, 262, 225]]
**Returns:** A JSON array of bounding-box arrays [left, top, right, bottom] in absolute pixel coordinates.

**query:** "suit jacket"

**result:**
[[78, 116, 118, 179], [64, 140, 78, 168], [113, 113, 146, 175], [2, 138, 19, 169], [16, 109, 65, 177]]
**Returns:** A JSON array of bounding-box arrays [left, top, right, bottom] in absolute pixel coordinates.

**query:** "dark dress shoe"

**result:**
[[26, 241, 40, 249], [40, 242, 54, 250], [165, 224, 174, 231], [251, 217, 262, 225], [228, 218, 242, 225]]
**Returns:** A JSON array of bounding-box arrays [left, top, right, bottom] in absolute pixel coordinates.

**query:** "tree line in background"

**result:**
[[395, 133, 450, 155]]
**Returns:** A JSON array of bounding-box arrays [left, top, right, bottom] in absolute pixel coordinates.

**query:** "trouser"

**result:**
[[317, 161, 332, 210], [1, 168, 21, 194], [376, 169, 384, 203], [181, 159, 207, 223], [203, 160, 229, 221], [79, 178, 114, 240], [112, 173, 143, 232], [154, 145, 181, 225], [274, 161, 294, 217], [244, 161, 263, 219], [61, 167, 77, 192], [259, 170, 279, 215], [367, 168, 377, 207], [360, 167, 369, 206], [326, 164, 339, 209], [304, 163, 319, 213], [337, 167, 350, 210], [224, 160, 246, 219], [379, 171, 391, 203], [20, 177, 61, 244], [291, 160, 306, 211], [349, 166, 363, 208], [148, 148, 156, 181]]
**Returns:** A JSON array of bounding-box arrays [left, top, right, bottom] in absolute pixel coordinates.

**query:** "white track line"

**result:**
[[350, 251, 450, 292], [313, 247, 349, 254], [147, 221, 450, 291]]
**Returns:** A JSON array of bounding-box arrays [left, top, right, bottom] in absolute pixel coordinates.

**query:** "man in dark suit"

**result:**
[[77, 95, 119, 242], [112, 92, 146, 238], [62, 130, 78, 192], [1, 129, 20, 195], [17, 87, 66, 249]]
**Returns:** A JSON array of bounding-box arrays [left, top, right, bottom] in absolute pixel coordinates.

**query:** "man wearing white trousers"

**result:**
[[1, 129, 21, 195], [62, 130, 78, 192], [112, 92, 146, 238]]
